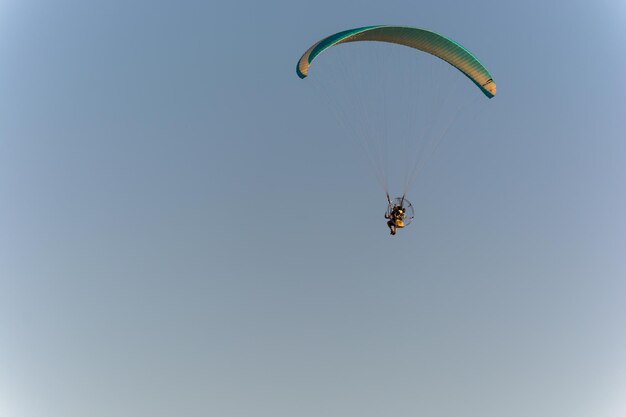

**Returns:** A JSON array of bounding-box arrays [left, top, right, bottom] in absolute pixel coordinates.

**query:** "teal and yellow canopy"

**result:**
[[297, 25, 496, 98]]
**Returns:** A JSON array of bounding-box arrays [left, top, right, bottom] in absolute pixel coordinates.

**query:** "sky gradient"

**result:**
[[1, 1, 626, 416]]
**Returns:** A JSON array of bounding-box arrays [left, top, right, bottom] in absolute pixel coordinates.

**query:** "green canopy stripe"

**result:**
[[297, 25, 496, 98]]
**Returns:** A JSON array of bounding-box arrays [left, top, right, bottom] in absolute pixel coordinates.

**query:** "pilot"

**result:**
[[385, 205, 406, 235]]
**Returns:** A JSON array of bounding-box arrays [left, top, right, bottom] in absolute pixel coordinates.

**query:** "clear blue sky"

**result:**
[[1, 0, 626, 416]]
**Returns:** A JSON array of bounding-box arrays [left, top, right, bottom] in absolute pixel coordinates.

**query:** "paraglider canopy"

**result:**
[[297, 25, 497, 98]]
